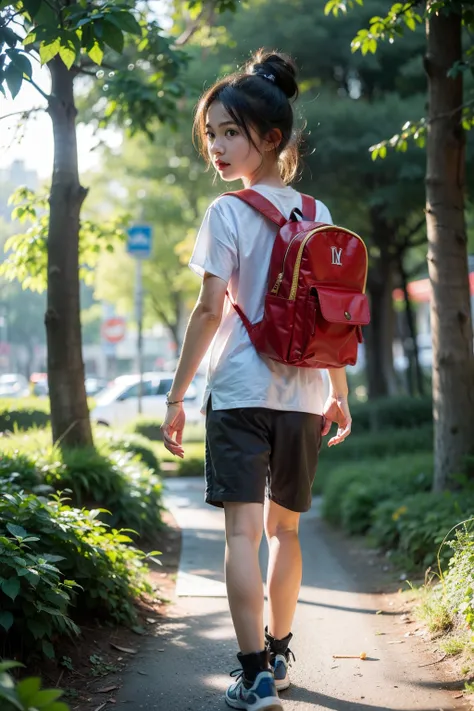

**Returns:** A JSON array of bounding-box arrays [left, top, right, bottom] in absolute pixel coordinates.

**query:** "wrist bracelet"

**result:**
[[166, 392, 184, 406]]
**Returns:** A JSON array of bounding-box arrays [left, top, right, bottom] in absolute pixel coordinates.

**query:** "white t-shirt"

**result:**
[[189, 184, 333, 415]]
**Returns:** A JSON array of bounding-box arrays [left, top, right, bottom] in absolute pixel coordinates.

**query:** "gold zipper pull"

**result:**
[[271, 273, 283, 294]]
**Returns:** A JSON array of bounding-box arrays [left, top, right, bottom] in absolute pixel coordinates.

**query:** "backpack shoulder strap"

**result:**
[[222, 189, 287, 228], [301, 193, 317, 221]]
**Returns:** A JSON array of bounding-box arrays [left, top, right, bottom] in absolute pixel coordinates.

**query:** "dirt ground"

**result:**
[[34, 509, 182, 711]]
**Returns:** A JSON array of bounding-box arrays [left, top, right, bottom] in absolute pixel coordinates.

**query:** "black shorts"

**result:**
[[205, 400, 323, 513]]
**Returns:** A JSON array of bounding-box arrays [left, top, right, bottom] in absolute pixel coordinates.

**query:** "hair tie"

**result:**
[[254, 71, 276, 84]]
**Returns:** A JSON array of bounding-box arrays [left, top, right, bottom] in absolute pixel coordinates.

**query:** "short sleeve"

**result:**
[[316, 201, 333, 225], [189, 202, 238, 283]]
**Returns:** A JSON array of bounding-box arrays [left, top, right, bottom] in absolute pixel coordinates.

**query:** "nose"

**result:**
[[210, 138, 224, 157]]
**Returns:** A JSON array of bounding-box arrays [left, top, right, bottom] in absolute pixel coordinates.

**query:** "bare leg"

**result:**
[[224, 502, 265, 654], [264, 499, 302, 640]]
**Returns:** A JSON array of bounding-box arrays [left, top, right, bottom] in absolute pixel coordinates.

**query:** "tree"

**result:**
[[325, 0, 474, 488], [0, 0, 237, 447]]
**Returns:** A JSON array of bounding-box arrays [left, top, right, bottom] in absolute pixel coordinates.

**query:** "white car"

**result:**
[[0, 373, 30, 398], [91, 372, 204, 428]]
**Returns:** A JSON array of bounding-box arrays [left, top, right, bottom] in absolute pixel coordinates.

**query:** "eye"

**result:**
[[205, 130, 215, 140], [226, 129, 239, 137]]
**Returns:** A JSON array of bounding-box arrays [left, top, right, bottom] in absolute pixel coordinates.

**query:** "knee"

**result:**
[[225, 504, 263, 548], [265, 519, 299, 541]]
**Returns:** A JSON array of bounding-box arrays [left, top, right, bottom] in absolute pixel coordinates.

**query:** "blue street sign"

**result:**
[[127, 225, 153, 258]]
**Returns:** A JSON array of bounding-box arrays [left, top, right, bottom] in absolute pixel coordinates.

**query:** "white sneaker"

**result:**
[[225, 669, 283, 710]]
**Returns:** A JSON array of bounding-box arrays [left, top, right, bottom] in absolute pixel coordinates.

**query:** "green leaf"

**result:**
[[22, 0, 42, 18], [0, 662, 24, 673], [29, 688, 63, 706], [1, 26, 20, 48], [102, 20, 124, 53], [108, 10, 142, 36], [4, 62, 23, 99], [87, 41, 104, 65], [42, 639, 55, 659], [16, 677, 41, 705], [8, 51, 33, 79], [1, 577, 20, 601], [0, 611, 14, 632], [6, 523, 27, 540], [59, 44, 76, 70], [39, 39, 61, 65]]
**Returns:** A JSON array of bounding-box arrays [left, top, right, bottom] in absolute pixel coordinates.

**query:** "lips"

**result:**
[[215, 160, 230, 170]]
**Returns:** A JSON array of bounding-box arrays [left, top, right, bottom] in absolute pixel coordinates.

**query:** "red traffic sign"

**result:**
[[101, 317, 126, 343]]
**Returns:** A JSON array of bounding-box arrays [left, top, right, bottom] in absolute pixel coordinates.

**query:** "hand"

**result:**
[[161, 403, 185, 458], [321, 395, 352, 447]]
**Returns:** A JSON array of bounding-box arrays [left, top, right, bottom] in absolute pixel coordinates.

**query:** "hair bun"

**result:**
[[248, 50, 298, 101]]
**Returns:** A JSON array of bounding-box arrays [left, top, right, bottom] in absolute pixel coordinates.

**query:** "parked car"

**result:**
[[90, 372, 204, 428], [85, 377, 109, 397], [0, 373, 30, 398]]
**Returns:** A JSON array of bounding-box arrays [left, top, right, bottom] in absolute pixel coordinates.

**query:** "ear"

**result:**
[[263, 128, 282, 152]]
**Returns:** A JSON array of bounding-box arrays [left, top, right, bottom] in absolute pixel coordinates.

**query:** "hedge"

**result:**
[[0, 430, 163, 538], [0, 399, 50, 433], [321, 452, 433, 533], [0, 488, 157, 659], [349, 395, 432, 433]]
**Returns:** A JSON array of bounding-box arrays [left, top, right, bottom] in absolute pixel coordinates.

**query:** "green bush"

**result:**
[[95, 429, 160, 471], [371, 492, 474, 568], [349, 395, 432, 433], [0, 399, 50, 433], [442, 526, 474, 630], [321, 452, 433, 533], [126, 417, 163, 441], [176, 457, 205, 477], [0, 490, 156, 657], [0, 432, 164, 538], [315, 425, 433, 493], [0, 661, 69, 711]]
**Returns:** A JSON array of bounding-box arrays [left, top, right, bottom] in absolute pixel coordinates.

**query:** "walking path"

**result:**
[[116, 477, 468, 711]]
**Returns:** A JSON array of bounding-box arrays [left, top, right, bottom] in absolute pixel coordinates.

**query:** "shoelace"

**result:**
[[229, 668, 244, 681]]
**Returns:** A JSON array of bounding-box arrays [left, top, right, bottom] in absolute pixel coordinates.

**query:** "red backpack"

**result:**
[[225, 189, 370, 369]]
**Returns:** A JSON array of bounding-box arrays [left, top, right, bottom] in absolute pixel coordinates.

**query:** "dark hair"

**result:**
[[193, 49, 300, 183]]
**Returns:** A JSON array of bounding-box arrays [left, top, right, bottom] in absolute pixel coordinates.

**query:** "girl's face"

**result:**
[[205, 101, 274, 183]]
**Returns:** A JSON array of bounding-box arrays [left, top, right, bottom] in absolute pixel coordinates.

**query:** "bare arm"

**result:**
[[322, 367, 352, 446], [327, 367, 349, 398], [161, 273, 227, 457]]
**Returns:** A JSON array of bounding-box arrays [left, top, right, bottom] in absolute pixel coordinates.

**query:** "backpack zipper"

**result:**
[[288, 226, 369, 300], [270, 230, 306, 294]]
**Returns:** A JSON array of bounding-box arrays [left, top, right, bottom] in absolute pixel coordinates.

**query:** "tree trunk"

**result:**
[[365, 258, 397, 399], [425, 5, 474, 490], [46, 57, 93, 448]]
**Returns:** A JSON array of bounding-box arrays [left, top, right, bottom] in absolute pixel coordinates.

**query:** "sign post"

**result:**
[[127, 225, 153, 415]]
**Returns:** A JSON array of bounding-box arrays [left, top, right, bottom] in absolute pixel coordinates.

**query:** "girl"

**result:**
[[161, 49, 352, 711]]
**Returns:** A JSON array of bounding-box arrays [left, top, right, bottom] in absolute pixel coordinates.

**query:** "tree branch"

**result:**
[[150, 294, 176, 331], [0, 106, 46, 121], [24, 77, 51, 102], [396, 217, 426, 253], [174, 0, 218, 46]]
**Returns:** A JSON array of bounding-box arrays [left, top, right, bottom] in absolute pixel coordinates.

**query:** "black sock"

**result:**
[[265, 627, 293, 658], [237, 650, 270, 687]]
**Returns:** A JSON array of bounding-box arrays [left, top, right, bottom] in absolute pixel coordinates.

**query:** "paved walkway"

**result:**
[[116, 477, 467, 711]]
